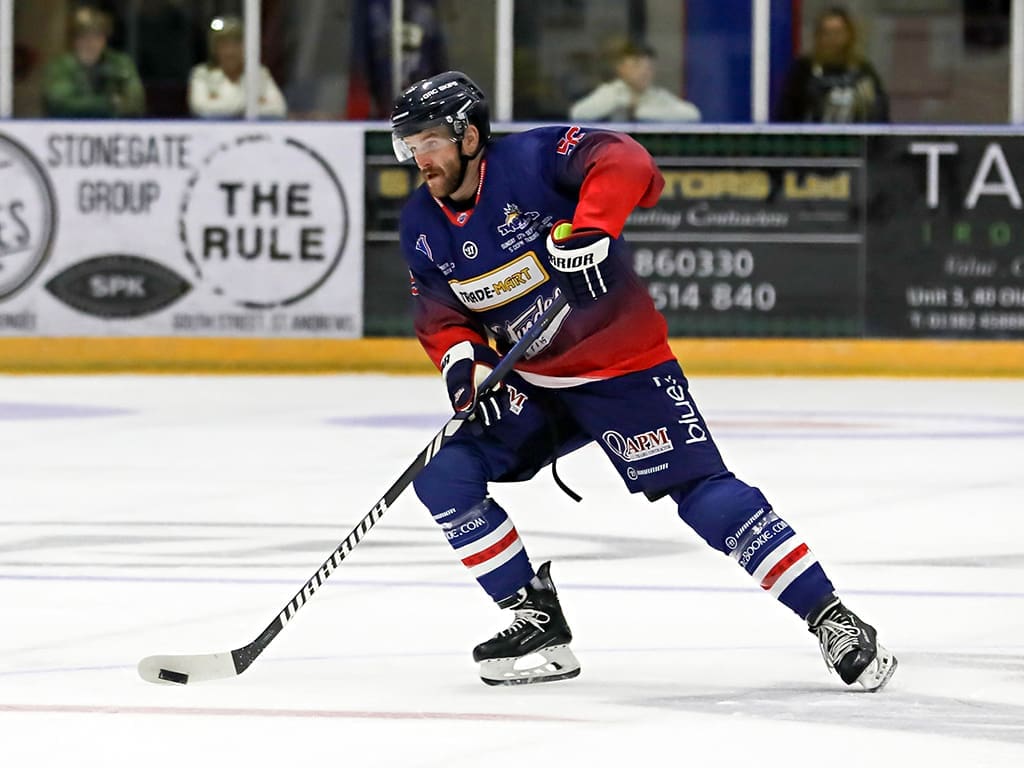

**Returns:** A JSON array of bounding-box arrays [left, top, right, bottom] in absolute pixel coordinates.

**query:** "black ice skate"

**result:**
[[807, 596, 897, 691], [473, 561, 581, 686]]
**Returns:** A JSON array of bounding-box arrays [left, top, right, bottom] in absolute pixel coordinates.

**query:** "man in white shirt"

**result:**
[[188, 16, 287, 119], [570, 41, 700, 123]]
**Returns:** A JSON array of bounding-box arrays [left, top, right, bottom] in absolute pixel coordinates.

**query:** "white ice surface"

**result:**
[[1, 374, 1022, 767]]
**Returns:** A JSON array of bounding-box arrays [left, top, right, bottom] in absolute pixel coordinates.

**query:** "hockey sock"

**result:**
[[675, 473, 835, 618], [435, 498, 534, 604], [413, 444, 534, 603], [723, 506, 835, 618]]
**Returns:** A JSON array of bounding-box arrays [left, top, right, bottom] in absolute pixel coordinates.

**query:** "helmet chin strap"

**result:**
[[453, 139, 485, 194]]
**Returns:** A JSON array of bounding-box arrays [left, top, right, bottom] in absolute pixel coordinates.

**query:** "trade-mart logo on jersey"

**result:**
[[0, 133, 57, 302], [448, 251, 548, 310], [178, 134, 348, 309]]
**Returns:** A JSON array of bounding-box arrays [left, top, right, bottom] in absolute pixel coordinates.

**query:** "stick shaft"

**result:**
[[228, 293, 570, 674]]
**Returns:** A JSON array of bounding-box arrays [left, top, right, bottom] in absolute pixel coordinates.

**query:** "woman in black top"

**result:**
[[776, 6, 890, 123]]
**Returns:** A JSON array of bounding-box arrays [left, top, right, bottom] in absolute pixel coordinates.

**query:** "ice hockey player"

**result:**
[[391, 71, 897, 691]]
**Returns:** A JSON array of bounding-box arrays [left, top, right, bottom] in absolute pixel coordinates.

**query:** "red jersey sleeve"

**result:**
[[553, 129, 665, 237]]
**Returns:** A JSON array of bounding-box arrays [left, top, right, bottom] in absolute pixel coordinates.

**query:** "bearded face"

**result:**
[[402, 127, 475, 199], [417, 141, 463, 198]]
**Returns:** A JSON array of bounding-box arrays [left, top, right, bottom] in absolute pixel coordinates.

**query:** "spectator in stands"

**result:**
[[134, 0, 204, 117], [346, 0, 450, 119], [43, 6, 145, 118], [569, 41, 701, 123], [776, 6, 889, 123], [188, 16, 287, 119]]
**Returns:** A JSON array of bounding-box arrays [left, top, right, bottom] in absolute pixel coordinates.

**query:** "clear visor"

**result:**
[[391, 132, 459, 163]]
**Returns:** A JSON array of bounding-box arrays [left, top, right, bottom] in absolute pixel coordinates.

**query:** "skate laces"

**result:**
[[815, 615, 861, 670], [497, 608, 549, 638]]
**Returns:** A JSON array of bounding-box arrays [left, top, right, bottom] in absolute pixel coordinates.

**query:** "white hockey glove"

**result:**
[[441, 340, 506, 428], [545, 220, 613, 307]]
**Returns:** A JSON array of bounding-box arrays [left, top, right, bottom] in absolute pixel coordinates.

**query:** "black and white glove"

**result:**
[[545, 220, 614, 307], [441, 340, 506, 427]]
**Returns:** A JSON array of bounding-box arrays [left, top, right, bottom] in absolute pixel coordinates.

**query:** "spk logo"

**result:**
[[0, 134, 57, 302], [46, 254, 191, 318], [179, 134, 348, 309]]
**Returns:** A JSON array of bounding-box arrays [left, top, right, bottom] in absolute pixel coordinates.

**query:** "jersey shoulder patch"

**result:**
[[556, 126, 587, 155]]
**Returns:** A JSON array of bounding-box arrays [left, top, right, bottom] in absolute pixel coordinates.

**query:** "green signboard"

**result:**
[[866, 134, 1024, 338], [364, 129, 1024, 340]]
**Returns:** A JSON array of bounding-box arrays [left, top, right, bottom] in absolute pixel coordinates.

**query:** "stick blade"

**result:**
[[138, 653, 238, 685]]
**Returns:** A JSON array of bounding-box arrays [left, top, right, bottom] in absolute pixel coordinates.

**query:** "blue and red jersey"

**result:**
[[398, 126, 673, 387]]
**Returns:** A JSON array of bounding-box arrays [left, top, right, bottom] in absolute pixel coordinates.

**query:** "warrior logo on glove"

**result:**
[[545, 221, 613, 306]]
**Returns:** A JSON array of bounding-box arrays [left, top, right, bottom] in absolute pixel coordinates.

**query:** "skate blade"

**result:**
[[856, 643, 898, 692], [478, 644, 581, 687]]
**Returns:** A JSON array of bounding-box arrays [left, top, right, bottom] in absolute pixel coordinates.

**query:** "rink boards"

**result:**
[[3, 122, 1024, 375], [1, 336, 1023, 376]]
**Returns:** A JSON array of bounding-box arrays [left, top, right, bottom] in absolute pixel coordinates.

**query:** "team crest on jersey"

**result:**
[[556, 126, 586, 155], [497, 203, 542, 237]]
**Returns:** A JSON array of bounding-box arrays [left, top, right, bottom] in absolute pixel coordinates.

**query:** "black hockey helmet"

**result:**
[[390, 71, 491, 162]]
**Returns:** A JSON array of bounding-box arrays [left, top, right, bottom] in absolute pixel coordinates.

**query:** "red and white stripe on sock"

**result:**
[[458, 518, 525, 580], [749, 537, 818, 598]]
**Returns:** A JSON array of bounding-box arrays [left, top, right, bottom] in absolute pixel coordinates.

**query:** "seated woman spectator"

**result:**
[[776, 6, 889, 123], [43, 6, 145, 118], [569, 41, 701, 123], [188, 16, 287, 119]]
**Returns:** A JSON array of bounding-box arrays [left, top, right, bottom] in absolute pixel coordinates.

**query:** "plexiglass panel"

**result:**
[[774, 0, 1010, 124], [12, 1, 290, 120], [7, 1, 1017, 124], [512, 0, 694, 122]]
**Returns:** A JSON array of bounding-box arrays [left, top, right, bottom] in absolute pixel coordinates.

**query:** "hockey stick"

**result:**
[[138, 293, 570, 685]]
